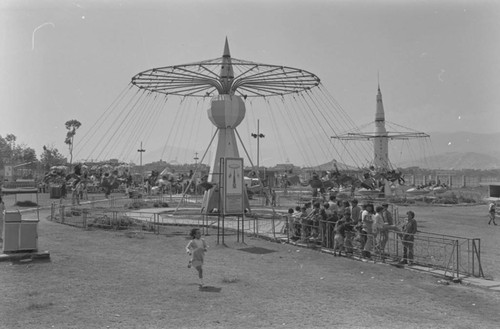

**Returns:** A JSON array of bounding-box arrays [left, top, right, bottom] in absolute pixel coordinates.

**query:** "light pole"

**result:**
[[138, 142, 145, 190], [251, 120, 265, 204], [251, 119, 265, 177], [193, 152, 199, 196]]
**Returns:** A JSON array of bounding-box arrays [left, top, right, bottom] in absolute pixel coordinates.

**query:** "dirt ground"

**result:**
[[1, 193, 500, 328]]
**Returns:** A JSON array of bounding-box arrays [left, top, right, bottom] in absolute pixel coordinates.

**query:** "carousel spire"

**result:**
[[220, 37, 234, 94], [374, 84, 389, 169]]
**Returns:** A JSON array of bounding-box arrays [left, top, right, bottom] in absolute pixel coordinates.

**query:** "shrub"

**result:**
[[458, 195, 476, 204], [14, 200, 38, 207], [127, 200, 147, 209]]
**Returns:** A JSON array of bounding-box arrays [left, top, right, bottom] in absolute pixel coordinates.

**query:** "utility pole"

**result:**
[[138, 142, 146, 190]]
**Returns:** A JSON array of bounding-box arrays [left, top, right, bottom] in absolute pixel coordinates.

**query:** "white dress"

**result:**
[[186, 238, 207, 268]]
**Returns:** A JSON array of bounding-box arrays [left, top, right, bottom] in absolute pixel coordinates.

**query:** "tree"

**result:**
[[1, 134, 37, 166], [40, 145, 67, 172], [5, 134, 16, 149], [0, 135, 13, 167], [12, 145, 37, 163], [64, 119, 82, 167]]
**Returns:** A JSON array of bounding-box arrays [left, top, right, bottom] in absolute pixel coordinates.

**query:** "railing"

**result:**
[[239, 214, 484, 279], [413, 231, 484, 278]]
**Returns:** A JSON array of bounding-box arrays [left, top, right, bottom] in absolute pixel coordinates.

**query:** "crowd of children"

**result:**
[[284, 195, 407, 260]]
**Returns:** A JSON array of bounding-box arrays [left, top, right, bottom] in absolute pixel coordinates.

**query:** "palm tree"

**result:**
[[64, 119, 82, 168]]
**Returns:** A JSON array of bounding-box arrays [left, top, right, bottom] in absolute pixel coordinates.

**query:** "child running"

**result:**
[[186, 228, 208, 287]]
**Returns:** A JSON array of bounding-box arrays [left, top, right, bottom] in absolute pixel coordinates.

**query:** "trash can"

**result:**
[[2, 211, 38, 253], [3, 211, 22, 252], [49, 185, 62, 199]]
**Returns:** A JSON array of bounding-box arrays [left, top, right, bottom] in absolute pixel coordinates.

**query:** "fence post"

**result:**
[[271, 213, 276, 239], [83, 210, 87, 229], [455, 239, 460, 279], [472, 238, 484, 278], [60, 205, 65, 223], [286, 215, 289, 244]]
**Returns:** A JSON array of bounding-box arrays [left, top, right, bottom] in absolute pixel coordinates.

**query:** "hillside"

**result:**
[[393, 131, 500, 169], [397, 152, 500, 170], [424, 131, 500, 159]]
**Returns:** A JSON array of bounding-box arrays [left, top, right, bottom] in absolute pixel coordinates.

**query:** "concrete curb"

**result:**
[[0, 250, 51, 262]]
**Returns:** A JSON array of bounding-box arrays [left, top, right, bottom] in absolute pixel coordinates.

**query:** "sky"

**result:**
[[1, 0, 500, 166]]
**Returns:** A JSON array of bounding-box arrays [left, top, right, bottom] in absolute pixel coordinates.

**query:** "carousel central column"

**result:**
[[201, 95, 247, 212], [201, 39, 249, 213]]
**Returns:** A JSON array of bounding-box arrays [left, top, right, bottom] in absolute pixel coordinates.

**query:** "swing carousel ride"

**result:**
[[331, 84, 433, 197], [72, 38, 435, 205]]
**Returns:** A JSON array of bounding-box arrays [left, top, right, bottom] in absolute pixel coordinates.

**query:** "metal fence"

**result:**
[[412, 231, 483, 278], [274, 217, 483, 279], [408, 174, 497, 188]]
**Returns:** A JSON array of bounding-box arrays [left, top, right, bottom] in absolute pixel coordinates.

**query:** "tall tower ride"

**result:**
[[373, 85, 389, 169]]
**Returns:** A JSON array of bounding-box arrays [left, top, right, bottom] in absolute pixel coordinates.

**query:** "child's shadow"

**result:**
[[200, 285, 222, 293]]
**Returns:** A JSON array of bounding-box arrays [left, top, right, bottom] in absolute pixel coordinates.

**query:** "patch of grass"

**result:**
[[124, 231, 145, 239], [221, 276, 239, 284], [27, 302, 54, 310]]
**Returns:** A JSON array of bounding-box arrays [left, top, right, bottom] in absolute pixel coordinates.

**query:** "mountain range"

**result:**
[[140, 131, 500, 170], [394, 131, 500, 170], [396, 152, 500, 170]]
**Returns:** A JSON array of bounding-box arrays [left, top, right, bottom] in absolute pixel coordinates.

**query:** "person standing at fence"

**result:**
[[186, 228, 208, 287], [292, 206, 302, 239], [318, 202, 329, 246], [381, 203, 393, 226], [328, 195, 338, 217], [271, 189, 277, 207], [373, 206, 385, 253], [309, 202, 321, 241], [284, 208, 294, 236], [361, 203, 374, 258], [378, 203, 393, 253], [488, 202, 497, 225], [71, 179, 82, 206], [343, 211, 355, 256], [350, 199, 361, 225], [399, 211, 418, 265], [324, 202, 336, 248], [300, 206, 309, 241], [332, 216, 346, 256]]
